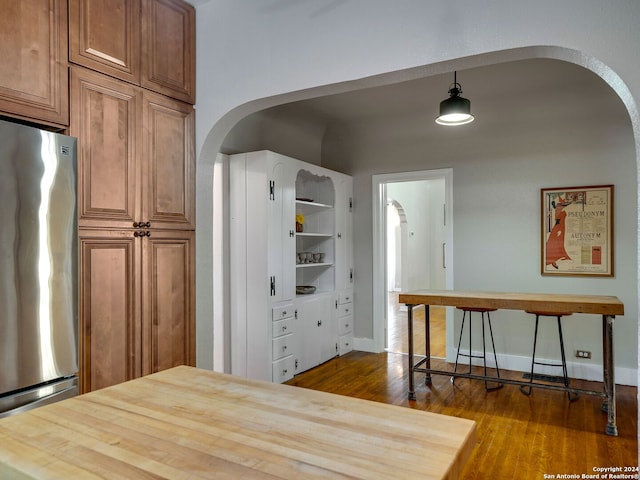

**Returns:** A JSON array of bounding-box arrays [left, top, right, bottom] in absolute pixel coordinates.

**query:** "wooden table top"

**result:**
[[0, 366, 477, 480], [399, 289, 624, 316]]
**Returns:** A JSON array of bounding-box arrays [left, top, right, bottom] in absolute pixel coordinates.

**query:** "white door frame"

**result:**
[[371, 169, 454, 356]]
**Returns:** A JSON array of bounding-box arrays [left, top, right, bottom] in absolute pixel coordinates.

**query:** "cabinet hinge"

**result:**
[[336, 342, 339, 353], [270, 276, 276, 296], [269, 180, 275, 200], [349, 197, 353, 212]]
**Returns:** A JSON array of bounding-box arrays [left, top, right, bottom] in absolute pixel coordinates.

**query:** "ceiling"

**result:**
[[258, 58, 628, 133]]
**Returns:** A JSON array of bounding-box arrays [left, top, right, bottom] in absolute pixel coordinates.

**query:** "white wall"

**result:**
[[387, 180, 446, 292], [321, 101, 637, 381], [193, 1, 640, 384]]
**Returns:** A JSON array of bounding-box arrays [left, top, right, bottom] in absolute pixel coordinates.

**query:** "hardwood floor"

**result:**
[[288, 293, 637, 478], [286, 351, 638, 479]]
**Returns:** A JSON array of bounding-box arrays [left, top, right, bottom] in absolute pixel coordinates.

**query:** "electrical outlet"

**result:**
[[576, 350, 592, 359]]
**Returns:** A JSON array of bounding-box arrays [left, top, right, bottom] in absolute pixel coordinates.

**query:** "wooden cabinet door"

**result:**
[[69, 0, 141, 85], [0, 0, 68, 125], [141, 230, 195, 375], [79, 230, 141, 393], [141, 90, 195, 229], [70, 66, 140, 229], [141, 0, 195, 104]]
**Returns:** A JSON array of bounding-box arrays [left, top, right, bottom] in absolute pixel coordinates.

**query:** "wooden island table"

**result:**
[[0, 365, 477, 480], [399, 289, 625, 436]]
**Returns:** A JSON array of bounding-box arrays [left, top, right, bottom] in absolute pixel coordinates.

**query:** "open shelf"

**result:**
[[296, 232, 332, 238], [296, 200, 333, 217], [296, 262, 334, 268]]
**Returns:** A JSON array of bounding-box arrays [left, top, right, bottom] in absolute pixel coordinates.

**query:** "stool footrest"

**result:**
[[456, 352, 490, 360], [533, 360, 564, 368]]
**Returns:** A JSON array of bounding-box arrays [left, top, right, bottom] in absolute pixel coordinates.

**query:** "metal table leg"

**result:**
[[603, 314, 617, 436], [408, 304, 416, 400], [425, 305, 431, 385]]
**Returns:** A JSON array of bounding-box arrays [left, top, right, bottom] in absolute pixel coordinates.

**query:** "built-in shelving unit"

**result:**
[[295, 172, 335, 296], [230, 151, 353, 383]]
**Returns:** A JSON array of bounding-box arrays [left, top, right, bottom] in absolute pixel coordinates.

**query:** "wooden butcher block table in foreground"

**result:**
[[0, 366, 477, 480]]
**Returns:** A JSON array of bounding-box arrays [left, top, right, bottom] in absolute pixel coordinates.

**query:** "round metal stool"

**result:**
[[519, 310, 579, 401], [452, 307, 502, 391]]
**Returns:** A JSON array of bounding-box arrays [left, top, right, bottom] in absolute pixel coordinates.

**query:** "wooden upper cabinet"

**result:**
[[142, 90, 195, 229], [69, 0, 141, 85], [69, 0, 195, 104], [70, 66, 140, 229], [0, 0, 68, 125], [71, 66, 194, 230], [141, 0, 195, 104]]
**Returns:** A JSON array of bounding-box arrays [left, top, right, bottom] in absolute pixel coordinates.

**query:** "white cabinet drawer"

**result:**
[[338, 315, 353, 336], [273, 317, 293, 338], [272, 333, 294, 361], [272, 303, 294, 321], [338, 334, 353, 355], [272, 356, 294, 383], [338, 303, 352, 317], [338, 292, 353, 304]]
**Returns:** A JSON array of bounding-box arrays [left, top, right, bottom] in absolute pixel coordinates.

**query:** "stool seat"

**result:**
[[525, 310, 572, 317], [458, 307, 497, 313]]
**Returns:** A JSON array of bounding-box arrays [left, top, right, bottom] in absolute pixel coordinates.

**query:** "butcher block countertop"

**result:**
[[0, 366, 477, 480]]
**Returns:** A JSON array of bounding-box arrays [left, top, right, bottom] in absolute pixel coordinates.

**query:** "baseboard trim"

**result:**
[[352, 338, 637, 387]]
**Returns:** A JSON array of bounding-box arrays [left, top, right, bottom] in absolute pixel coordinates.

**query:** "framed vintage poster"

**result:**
[[541, 185, 614, 276]]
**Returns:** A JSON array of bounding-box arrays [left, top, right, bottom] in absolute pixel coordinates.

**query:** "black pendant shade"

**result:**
[[435, 71, 474, 126]]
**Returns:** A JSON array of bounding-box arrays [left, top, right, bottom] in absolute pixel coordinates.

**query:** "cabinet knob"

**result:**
[[282, 325, 287, 331], [282, 369, 288, 375], [317, 320, 322, 327], [283, 345, 287, 351]]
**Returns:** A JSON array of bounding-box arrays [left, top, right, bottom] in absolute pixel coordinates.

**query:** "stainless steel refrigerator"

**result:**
[[0, 119, 78, 417]]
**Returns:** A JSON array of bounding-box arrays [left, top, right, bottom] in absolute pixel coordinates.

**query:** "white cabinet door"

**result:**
[[266, 159, 295, 302], [298, 294, 336, 372], [334, 175, 353, 292]]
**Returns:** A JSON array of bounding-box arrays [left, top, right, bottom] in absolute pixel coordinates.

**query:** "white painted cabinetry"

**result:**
[[230, 150, 353, 382]]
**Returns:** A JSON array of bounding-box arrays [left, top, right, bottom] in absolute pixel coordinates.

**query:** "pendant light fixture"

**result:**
[[435, 71, 475, 126]]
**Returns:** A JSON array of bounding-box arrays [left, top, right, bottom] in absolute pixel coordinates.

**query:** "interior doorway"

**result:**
[[372, 169, 454, 358]]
